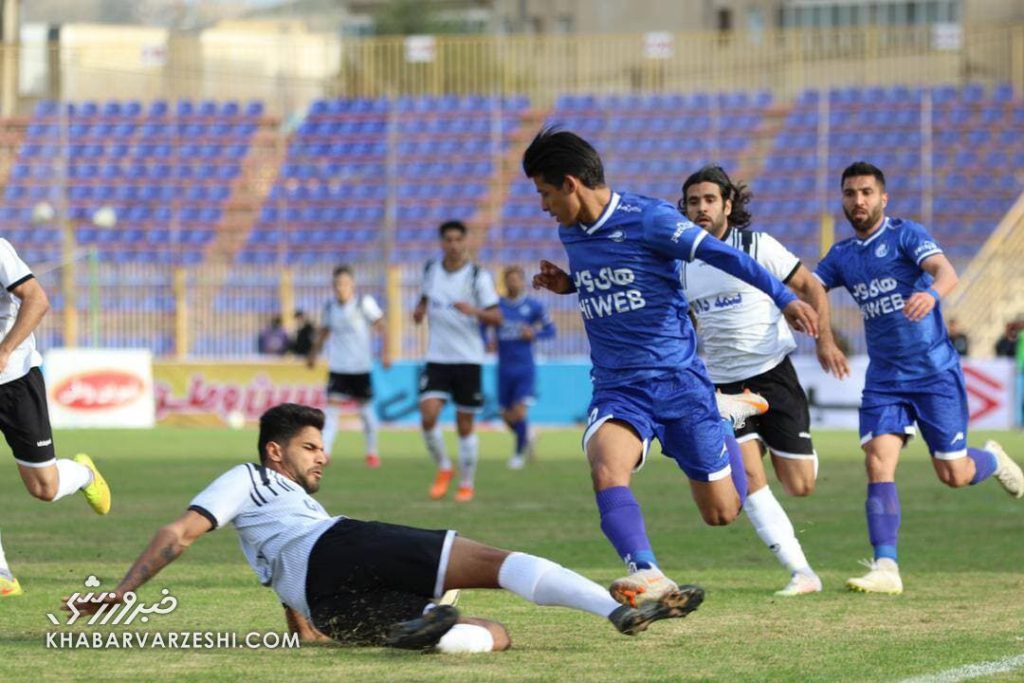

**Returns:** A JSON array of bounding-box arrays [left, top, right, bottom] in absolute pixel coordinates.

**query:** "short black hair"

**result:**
[[680, 165, 753, 230], [257, 403, 324, 465], [333, 264, 353, 279], [841, 161, 886, 189], [522, 126, 605, 189], [438, 220, 467, 238]]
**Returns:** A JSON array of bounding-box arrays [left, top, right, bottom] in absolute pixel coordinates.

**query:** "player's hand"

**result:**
[[452, 301, 476, 317], [532, 260, 574, 294], [816, 339, 850, 379], [412, 301, 426, 325], [783, 299, 819, 338], [903, 291, 937, 322], [62, 590, 124, 616], [520, 325, 535, 341], [380, 350, 392, 370], [0, 348, 10, 374]]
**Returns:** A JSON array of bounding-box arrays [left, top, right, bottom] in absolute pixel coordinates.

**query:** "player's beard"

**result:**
[[844, 204, 883, 235], [294, 467, 322, 494]]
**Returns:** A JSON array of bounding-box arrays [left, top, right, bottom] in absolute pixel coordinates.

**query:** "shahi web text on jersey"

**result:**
[[851, 277, 905, 320], [574, 267, 646, 320]]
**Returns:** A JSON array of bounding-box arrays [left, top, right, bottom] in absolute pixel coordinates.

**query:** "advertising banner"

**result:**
[[44, 348, 155, 428]]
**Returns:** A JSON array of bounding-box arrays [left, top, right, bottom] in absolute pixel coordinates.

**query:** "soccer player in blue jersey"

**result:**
[[815, 162, 1024, 595], [487, 265, 556, 470], [523, 128, 820, 607]]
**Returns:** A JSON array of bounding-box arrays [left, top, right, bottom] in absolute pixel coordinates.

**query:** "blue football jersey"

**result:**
[[559, 191, 797, 389], [496, 295, 555, 368], [815, 216, 959, 385]]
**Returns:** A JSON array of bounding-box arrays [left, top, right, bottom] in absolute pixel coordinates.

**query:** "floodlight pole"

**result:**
[[0, 0, 19, 116]]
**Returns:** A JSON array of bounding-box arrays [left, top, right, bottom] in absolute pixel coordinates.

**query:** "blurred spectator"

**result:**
[[994, 320, 1021, 358], [947, 318, 969, 357], [258, 315, 291, 355], [291, 310, 316, 356]]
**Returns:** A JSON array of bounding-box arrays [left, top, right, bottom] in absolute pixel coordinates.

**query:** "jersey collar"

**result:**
[[855, 216, 890, 247], [580, 192, 620, 235]]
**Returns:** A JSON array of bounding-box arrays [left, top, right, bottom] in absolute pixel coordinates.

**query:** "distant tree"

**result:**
[[372, 0, 463, 36]]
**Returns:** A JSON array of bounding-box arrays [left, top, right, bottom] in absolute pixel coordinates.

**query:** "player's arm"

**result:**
[[531, 304, 556, 340], [67, 510, 212, 615], [372, 318, 391, 369], [786, 265, 850, 378], [306, 327, 329, 369], [453, 302, 502, 326], [905, 253, 958, 322], [1, 277, 49, 372], [284, 606, 331, 643], [413, 295, 428, 324], [643, 212, 818, 337]]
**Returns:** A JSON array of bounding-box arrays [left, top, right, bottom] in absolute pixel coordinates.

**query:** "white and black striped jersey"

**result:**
[[0, 239, 42, 385], [420, 260, 500, 365], [321, 295, 383, 374], [681, 228, 801, 384], [189, 463, 340, 620]]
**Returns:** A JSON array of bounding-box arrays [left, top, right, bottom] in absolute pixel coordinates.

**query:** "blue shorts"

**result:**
[[859, 367, 969, 459], [497, 366, 536, 410], [582, 366, 730, 482]]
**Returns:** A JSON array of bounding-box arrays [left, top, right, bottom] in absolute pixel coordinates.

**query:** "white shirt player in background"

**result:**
[[413, 220, 502, 503], [307, 265, 389, 468], [0, 239, 111, 598], [679, 166, 850, 596], [70, 402, 704, 652]]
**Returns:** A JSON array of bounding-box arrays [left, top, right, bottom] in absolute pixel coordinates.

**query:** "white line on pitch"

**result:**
[[898, 654, 1024, 683]]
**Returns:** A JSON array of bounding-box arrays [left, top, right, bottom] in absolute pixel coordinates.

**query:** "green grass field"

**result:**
[[2, 426, 1022, 682]]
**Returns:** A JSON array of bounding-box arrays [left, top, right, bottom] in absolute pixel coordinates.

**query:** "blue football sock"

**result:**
[[968, 446, 999, 485], [866, 482, 901, 562], [723, 422, 747, 508], [595, 486, 657, 570], [510, 420, 528, 456]]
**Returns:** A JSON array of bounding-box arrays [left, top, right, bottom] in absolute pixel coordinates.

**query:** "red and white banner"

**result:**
[[792, 356, 1017, 430], [43, 349, 155, 428]]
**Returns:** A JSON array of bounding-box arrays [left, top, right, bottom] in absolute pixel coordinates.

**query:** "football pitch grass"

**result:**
[[2, 427, 1022, 682]]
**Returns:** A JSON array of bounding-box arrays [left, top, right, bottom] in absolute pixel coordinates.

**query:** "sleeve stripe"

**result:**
[[689, 230, 707, 262], [915, 249, 942, 265], [245, 464, 268, 505], [812, 272, 829, 290], [6, 273, 33, 292], [782, 261, 802, 284], [187, 505, 219, 530]]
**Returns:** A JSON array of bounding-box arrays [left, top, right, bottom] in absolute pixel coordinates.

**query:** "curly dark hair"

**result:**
[[679, 165, 753, 230]]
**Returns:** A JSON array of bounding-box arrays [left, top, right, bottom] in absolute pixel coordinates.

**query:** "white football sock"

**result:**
[[322, 408, 340, 456], [54, 459, 93, 501], [359, 402, 379, 455], [498, 552, 620, 618], [423, 425, 451, 470], [745, 486, 811, 574], [458, 433, 478, 488], [0, 529, 10, 576], [434, 623, 494, 653]]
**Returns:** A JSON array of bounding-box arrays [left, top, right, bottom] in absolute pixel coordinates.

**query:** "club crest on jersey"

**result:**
[[875, 242, 889, 258], [607, 230, 626, 242]]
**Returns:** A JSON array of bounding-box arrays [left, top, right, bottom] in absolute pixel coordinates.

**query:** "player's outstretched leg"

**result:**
[[359, 401, 381, 468], [745, 486, 822, 596], [846, 482, 903, 594]]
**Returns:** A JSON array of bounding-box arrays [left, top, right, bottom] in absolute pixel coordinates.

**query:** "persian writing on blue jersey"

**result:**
[[849, 277, 906, 320], [573, 267, 647, 320]]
